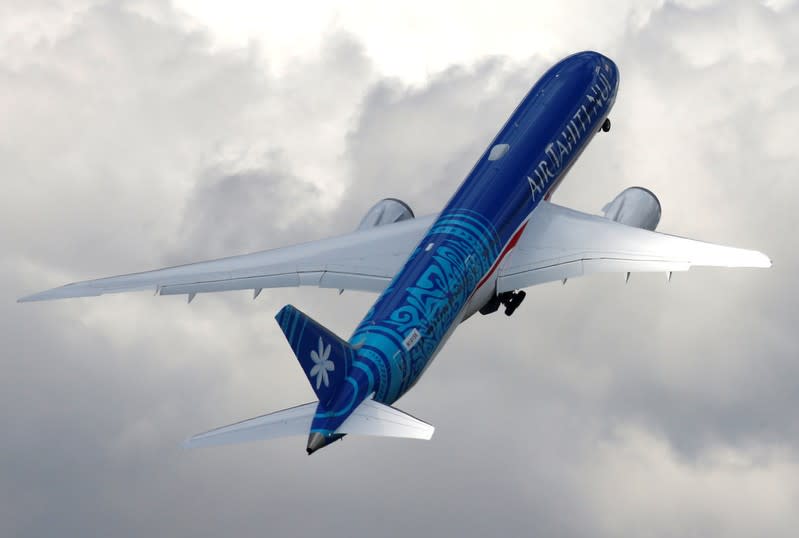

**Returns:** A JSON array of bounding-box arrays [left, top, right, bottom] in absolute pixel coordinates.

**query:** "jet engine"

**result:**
[[602, 187, 661, 231], [357, 198, 414, 230]]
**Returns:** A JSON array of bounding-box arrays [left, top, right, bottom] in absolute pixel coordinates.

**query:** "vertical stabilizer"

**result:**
[[275, 305, 354, 406]]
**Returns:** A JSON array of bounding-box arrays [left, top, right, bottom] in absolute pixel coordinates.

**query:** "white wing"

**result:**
[[18, 215, 435, 302], [497, 201, 771, 292]]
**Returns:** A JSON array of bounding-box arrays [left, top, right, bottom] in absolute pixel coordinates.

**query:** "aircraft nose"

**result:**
[[572, 50, 616, 71], [574, 51, 619, 95]]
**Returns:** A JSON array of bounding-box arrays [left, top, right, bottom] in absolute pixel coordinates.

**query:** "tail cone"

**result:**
[[306, 432, 326, 455], [306, 432, 345, 455]]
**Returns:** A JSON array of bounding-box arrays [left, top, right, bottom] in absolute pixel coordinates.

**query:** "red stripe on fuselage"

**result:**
[[474, 220, 529, 292]]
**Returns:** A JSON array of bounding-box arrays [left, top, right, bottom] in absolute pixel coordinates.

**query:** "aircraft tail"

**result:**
[[184, 304, 435, 451], [274, 304, 355, 406]]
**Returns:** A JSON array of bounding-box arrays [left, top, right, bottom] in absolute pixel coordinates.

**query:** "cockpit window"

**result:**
[[488, 143, 509, 161]]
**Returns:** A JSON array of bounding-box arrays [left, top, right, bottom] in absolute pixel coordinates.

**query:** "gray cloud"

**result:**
[[341, 58, 539, 217], [171, 162, 320, 263], [3, 1, 799, 537]]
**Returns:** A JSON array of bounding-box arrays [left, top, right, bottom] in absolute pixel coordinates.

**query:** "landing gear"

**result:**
[[503, 290, 526, 316], [479, 294, 502, 315], [600, 117, 611, 133], [479, 290, 527, 317]]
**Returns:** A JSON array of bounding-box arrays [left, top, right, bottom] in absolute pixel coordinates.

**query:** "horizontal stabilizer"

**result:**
[[183, 402, 316, 448], [184, 399, 434, 449], [338, 399, 435, 440]]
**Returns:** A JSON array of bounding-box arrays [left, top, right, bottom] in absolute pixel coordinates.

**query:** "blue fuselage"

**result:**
[[312, 51, 620, 435]]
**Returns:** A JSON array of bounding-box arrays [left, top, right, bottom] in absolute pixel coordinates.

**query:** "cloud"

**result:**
[[341, 57, 539, 217], [3, 1, 798, 537]]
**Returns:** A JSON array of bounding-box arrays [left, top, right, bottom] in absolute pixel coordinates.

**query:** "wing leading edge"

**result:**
[[18, 215, 436, 302], [497, 201, 771, 292]]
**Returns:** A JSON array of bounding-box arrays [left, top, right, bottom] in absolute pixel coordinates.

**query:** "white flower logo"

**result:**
[[309, 337, 334, 389]]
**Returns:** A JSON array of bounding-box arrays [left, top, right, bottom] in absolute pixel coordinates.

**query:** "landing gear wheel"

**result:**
[[481, 290, 527, 317], [479, 294, 502, 315], [503, 290, 526, 317], [601, 117, 611, 133]]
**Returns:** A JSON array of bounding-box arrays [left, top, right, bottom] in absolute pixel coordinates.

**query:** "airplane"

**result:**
[[19, 51, 771, 455]]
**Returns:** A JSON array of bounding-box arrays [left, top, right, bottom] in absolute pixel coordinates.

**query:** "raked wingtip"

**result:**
[[17, 291, 47, 303], [17, 282, 103, 303]]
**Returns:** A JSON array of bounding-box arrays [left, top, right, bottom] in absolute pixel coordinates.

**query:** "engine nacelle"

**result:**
[[357, 198, 414, 230], [602, 187, 661, 231]]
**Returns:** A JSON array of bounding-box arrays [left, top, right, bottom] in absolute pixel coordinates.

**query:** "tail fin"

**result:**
[[275, 304, 355, 406]]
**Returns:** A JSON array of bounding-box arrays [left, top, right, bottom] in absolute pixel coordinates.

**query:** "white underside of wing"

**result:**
[[497, 201, 771, 292], [184, 399, 434, 449], [18, 215, 436, 302]]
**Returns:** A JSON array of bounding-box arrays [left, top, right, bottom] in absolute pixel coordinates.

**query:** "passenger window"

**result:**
[[488, 143, 509, 161]]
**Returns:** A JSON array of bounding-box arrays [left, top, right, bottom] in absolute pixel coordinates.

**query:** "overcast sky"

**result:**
[[2, 1, 798, 536]]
